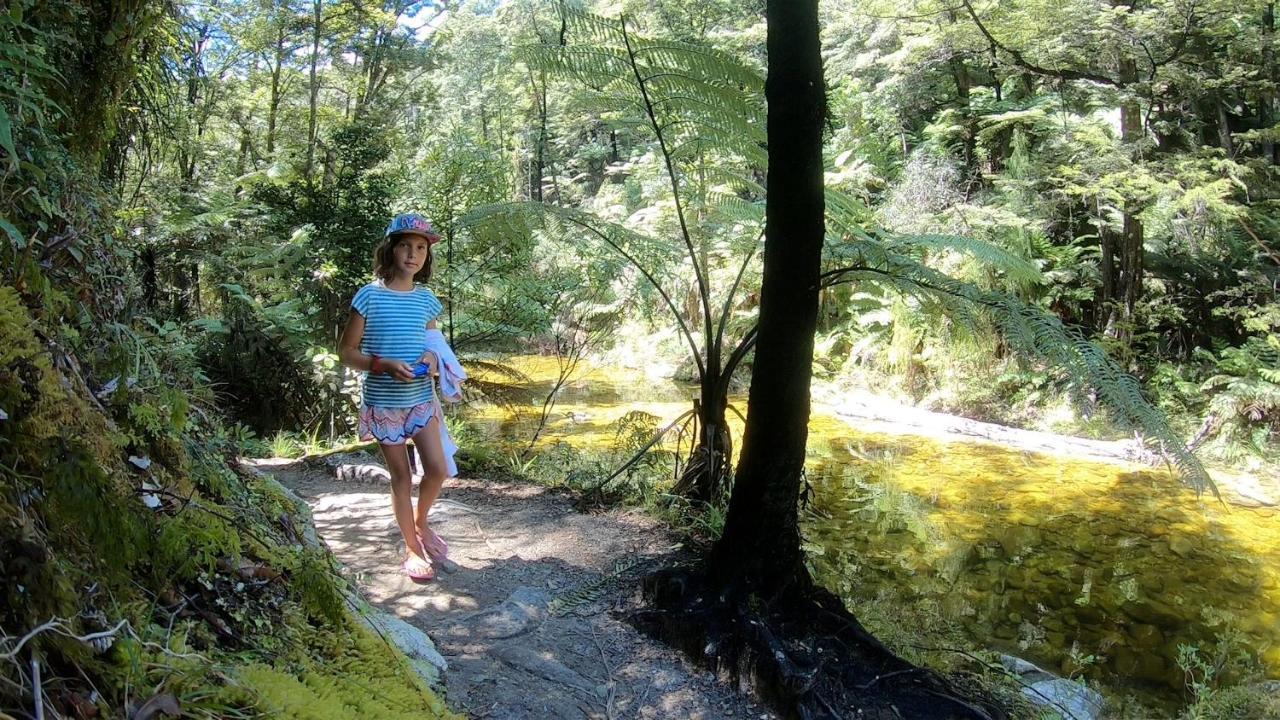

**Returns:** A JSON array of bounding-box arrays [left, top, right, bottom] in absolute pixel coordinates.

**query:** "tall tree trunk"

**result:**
[[1264, 3, 1277, 165], [947, 10, 977, 175], [637, 2, 1003, 717], [529, 71, 549, 202], [1216, 101, 1235, 156], [62, 0, 155, 168], [141, 246, 158, 310], [267, 28, 286, 155], [306, 0, 323, 184], [236, 121, 252, 177], [1100, 29, 1144, 345], [711, 0, 827, 591]]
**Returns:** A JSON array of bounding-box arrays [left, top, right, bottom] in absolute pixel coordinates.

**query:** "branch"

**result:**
[[714, 228, 762, 364], [620, 17, 715, 350], [1, 618, 130, 661], [959, 0, 1124, 88], [720, 325, 758, 386], [1143, 0, 1197, 79]]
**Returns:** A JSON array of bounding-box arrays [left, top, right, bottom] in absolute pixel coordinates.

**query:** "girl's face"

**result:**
[[392, 235, 432, 276]]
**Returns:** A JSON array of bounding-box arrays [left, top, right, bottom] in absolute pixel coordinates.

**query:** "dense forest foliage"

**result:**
[[9, 0, 1269, 464], [2, 0, 1278, 717]]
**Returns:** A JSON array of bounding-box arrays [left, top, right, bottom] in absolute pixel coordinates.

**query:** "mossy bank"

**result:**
[[0, 285, 458, 718]]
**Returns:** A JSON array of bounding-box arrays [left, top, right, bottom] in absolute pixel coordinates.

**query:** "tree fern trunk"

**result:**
[[673, 382, 731, 503], [710, 0, 826, 589], [306, 0, 323, 185], [1264, 3, 1277, 165], [637, 2, 1004, 716]]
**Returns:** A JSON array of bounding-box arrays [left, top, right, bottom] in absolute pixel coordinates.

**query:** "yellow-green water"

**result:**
[[468, 355, 1280, 707]]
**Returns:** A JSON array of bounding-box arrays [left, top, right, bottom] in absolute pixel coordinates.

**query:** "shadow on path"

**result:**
[[272, 459, 778, 720]]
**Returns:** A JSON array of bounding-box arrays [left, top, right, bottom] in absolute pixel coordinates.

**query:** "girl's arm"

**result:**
[[339, 311, 414, 381]]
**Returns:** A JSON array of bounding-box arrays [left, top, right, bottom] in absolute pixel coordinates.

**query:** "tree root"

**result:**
[[630, 565, 1007, 720]]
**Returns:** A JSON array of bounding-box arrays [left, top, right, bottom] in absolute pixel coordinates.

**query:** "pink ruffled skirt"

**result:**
[[358, 402, 436, 445]]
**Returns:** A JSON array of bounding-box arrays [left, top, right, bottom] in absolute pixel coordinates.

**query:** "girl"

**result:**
[[338, 212, 452, 582]]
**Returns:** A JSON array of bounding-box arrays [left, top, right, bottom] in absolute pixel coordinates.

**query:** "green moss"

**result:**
[[1179, 683, 1280, 720], [236, 626, 461, 720]]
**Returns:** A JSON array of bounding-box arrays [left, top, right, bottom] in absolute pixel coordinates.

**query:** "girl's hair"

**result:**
[[374, 233, 433, 283]]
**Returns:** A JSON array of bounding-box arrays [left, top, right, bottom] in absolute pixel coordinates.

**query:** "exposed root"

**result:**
[[631, 565, 1008, 720]]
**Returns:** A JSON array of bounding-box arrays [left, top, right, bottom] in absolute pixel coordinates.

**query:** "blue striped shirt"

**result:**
[[353, 281, 444, 408]]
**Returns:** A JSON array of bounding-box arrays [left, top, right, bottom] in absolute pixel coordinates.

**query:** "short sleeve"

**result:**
[[422, 289, 443, 323], [352, 284, 374, 317]]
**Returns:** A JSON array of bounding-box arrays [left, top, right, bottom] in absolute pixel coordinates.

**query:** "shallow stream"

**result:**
[[465, 356, 1279, 709]]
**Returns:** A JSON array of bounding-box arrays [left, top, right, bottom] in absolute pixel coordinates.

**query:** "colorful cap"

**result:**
[[385, 213, 441, 243]]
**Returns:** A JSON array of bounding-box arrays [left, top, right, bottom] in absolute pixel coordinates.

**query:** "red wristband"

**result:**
[[370, 355, 383, 374]]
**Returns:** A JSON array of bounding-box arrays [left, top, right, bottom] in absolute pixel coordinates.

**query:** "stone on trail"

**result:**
[[337, 462, 391, 483], [451, 586, 551, 640], [1021, 677, 1105, 720], [488, 643, 601, 696]]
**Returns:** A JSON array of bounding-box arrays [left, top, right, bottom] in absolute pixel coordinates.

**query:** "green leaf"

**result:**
[[0, 106, 15, 167], [0, 216, 22, 248]]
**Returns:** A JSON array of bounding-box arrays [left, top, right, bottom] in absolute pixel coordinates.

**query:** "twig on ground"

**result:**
[[1, 618, 130, 661], [473, 519, 498, 552], [854, 668, 919, 690], [588, 624, 617, 720]]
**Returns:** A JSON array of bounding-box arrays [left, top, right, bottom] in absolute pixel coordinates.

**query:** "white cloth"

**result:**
[[424, 329, 467, 401], [423, 329, 466, 477]]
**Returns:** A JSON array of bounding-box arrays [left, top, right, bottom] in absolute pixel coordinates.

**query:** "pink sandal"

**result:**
[[419, 527, 449, 563], [401, 546, 435, 582]]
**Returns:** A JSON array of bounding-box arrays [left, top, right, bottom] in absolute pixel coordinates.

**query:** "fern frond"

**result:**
[[887, 233, 1043, 286], [630, 39, 764, 92], [704, 191, 764, 227], [700, 167, 765, 197], [527, 10, 766, 173]]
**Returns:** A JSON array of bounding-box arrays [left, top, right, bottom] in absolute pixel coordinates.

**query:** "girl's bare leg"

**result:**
[[410, 415, 448, 537], [380, 441, 430, 568]]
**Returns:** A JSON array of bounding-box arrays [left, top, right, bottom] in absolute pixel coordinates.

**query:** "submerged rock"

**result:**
[[1021, 678, 1105, 720]]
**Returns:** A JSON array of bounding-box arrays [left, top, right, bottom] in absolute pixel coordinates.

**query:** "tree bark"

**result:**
[[710, 0, 826, 588], [1100, 20, 1145, 344], [267, 26, 286, 155], [1264, 3, 1277, 165], [1216, 101, 1235, 156], [530, 71, 549, 202], [305, 0, 323, 184]]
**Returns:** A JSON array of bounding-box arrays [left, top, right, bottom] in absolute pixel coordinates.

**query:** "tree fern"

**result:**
[[483, 10, 1214, 497]]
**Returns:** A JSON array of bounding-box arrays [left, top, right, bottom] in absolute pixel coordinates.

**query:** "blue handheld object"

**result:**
[[412, 362, 430, 378]]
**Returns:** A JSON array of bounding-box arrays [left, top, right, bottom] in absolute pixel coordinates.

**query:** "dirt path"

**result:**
[[266, 454, 776, 720]]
